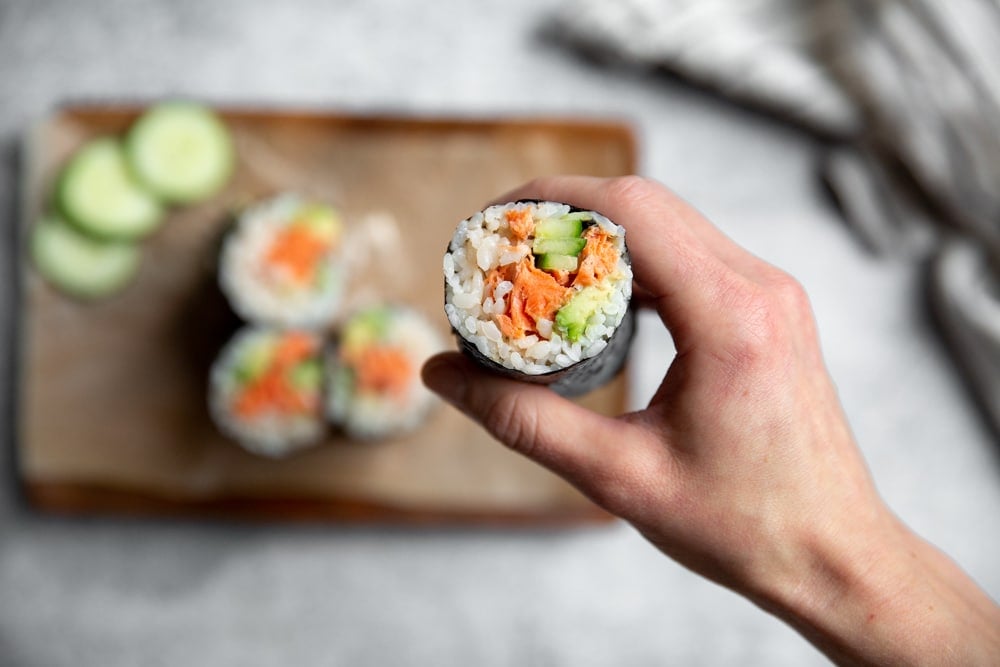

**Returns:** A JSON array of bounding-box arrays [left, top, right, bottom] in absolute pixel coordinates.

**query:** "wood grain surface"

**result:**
[[16, 106, 638, 524]]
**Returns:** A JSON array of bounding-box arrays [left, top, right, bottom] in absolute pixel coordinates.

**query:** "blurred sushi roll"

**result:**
[[209, 326, 325, 457], [326, 305, 444, 440], [443, 201, 635, 397], [219, 194, 345, 328]]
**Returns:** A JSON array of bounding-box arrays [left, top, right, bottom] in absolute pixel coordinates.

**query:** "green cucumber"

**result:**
[[555, 286, 609, 342], [289, 359, 323, 390], [536, 253, 579, 272], [533, 237, 586, 256], [126, 102, 234, 204], [294, 203, 342, 239], [57, 137, 164, 240], [342, 307, 390, 353], [32, 215, 141, 299], [235, 340, 275, 383], [535, 215, 585, 240]]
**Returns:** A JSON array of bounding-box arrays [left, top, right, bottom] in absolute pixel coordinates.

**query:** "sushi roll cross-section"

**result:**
[[209, 327, 325, 457], [444, 201, 635, 396], [220, 194, 345, 328], [326, 306, 444, 440]]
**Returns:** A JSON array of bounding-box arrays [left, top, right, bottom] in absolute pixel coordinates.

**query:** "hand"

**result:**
[[423, 176, 1000, 665]]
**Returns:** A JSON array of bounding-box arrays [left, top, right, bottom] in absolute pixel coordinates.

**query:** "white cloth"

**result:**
[[555, 0, 1000, 436], [550, 0, 859, 135]]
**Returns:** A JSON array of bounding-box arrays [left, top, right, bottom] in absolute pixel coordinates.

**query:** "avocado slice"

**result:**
[[555, 286, 610, 342]]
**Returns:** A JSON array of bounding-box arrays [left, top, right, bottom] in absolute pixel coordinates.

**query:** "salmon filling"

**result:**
[[483, 223, 618, 340], [349, 345, 413, 397], [234, 333, 318, 418], [505, 208, 535, 240], [574, 225, 618, 287], [265, 225, 332, 284]]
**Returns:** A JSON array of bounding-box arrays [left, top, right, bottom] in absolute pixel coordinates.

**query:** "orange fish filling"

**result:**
[[483, 224, 618, 340], [351, 345, 413, 397], [264, 224, 332, 284], [485, 257, 571, 339], [572, 226, 618, 287], [234, 333, 319, 418], [504, 208, 535, 240]]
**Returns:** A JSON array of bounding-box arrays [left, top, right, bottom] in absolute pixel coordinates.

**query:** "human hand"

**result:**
[[423, 176, 1000, 665]]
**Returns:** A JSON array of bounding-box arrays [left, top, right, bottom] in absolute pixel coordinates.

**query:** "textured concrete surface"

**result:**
[[1, 1, 998, 665]]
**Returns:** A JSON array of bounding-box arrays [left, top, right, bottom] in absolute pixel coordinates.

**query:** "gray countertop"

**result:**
[[1, 1, 998, 665]]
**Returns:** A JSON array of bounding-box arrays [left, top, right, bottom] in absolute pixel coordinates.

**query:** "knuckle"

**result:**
[[716, 283, 784, 370], [604, 175, 657, 207], [766, 270, 811, 315], [719, 277, 817, 375], [742, 299, 783, 351]]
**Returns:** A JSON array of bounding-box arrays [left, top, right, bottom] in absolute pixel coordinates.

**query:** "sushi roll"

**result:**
[[219, 194, 345, 328], [209, 326, 325, 457], [443, 201, 635, 397], [326, 305, 444, 440]]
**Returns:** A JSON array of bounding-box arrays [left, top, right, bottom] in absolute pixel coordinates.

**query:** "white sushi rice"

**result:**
[[219, 194, 345, 328], [209, 327, 324, 458], [444, 202, 632, 375], [326, 307, 445, 439]]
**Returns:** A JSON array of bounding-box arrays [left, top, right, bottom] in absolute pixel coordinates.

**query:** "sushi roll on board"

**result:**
[[326, 305, 443, 440], [209, 327, 325, 457], [443, 201, 635, 396], [219, 194, 345, 328]]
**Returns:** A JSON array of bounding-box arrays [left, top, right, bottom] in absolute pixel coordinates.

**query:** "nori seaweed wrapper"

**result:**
[[444, 201, 635, 397]]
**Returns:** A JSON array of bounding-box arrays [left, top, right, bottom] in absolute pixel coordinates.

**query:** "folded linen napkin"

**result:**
[[553, 0, 1000, 436]]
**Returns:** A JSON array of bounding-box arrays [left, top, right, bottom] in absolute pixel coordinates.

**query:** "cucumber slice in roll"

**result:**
[[532, 237, 587, 256], [536, 253, 579, 272], [535, 215, 585, 240]]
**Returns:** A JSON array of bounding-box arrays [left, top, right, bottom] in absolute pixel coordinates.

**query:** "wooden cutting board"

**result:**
[[16, 105, 637, 524]]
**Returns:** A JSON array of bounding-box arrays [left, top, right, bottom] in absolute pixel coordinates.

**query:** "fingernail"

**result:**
[[421, 356, 467, 405]]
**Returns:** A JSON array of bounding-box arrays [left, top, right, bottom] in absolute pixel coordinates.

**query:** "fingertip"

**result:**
[[421, 352, 469, 405]]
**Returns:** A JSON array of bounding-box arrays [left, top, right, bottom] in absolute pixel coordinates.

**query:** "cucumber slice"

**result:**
[[126, 102, 234, 204], [289, 359, 322, 390], [57, 137, 164, 240], [536, 253, 579, 272], [533, 237, 587, 256], [535, 215, 584, 240], [235, 339, 275, 383], [294, 203, 342, 240], [342, 307, 390, 353], [32, 215, 141, 299]]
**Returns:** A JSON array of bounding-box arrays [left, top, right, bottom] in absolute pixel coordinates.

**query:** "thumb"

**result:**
[[422, 352, 657, 505]]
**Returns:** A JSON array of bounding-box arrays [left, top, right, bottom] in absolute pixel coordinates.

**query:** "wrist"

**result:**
[[753, 508, 1000, 665]]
